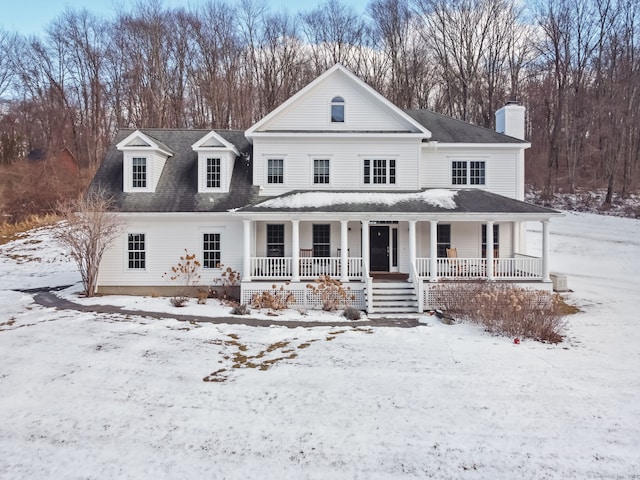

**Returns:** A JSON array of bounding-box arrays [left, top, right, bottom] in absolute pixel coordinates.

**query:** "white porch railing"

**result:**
[[250, 257, 293, 278], [250, 257, 363, 280], [415, 256, 543, 280]]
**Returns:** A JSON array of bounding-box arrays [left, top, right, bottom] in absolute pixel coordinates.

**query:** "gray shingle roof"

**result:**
[[88, 129, 258, 212], [405, 109, 526, 144], [240, 189, 557, 216]]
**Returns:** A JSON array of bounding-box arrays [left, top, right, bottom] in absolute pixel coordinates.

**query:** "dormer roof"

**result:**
[[192, 130, 240, 155], [116, 130, 174, 156]]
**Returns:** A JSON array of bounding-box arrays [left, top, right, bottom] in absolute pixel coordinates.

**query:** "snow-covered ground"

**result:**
[[1, 213, 639, 479]]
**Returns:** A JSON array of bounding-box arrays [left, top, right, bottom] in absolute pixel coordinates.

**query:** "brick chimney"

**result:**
[[495, 101, 525, 140]]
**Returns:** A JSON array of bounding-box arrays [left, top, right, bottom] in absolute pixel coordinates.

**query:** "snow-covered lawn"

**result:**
[[1, 212, 639, 479]]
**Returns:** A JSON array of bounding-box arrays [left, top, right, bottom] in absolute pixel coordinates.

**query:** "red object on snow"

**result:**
[[514, 338, 521, 344]]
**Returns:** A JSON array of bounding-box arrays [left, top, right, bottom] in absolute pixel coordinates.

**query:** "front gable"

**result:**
[[246, 64, 431, 138]]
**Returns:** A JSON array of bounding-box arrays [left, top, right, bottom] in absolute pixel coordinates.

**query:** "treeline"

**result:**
[[0, 0, 638, 202]]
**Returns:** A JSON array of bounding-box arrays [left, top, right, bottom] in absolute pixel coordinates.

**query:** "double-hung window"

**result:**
[[451, 160, 485, 185], [132, 157, 147, 188], [128, 233, 146, 269], [313, 224, 331, 257], [203, 233, 221, 269], [313, 159, 330, 184], [481, 224, 499, 258], [436, 224, 451, 258], [267, 158, 284, 184], [206, 158, 221, 188], [267, 224, 285, 257], [363, 159, 396, 185]]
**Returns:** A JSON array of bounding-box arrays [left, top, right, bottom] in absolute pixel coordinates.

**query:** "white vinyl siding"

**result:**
[[254, 137, 420, 195], [98, 215, 243, 288], [420, 147, 520, 199], [264, 73, 418, 132]]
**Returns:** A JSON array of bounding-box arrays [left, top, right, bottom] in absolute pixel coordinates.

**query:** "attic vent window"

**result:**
[[331, 96, 345, 123]]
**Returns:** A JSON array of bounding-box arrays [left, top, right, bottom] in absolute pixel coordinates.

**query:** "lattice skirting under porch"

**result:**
[[241, 283, 366, 310]]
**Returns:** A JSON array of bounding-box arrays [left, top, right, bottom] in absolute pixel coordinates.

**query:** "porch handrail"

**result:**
[[410, 260, 423, 313], [363, 262, 373, 313], [299, 257, 341, 277], [250, 257, 292, 278], [347, 257, 363, 279], [415, 257, 430, 278], [494, 257, 542, 279]]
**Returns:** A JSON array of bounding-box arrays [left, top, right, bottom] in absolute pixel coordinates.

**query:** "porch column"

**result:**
[[486, 220, 494, 281], [361, 220, 370, 282], [542, 220, 550, 282], [243, 219, 252, 282], [291, 219, 300, 282], [429, 220, 438, 282], [408, 220, 417, 279], [340, 220, 349, 283]]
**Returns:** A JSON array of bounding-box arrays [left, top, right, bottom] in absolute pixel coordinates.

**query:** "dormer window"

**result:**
[[132, 157, 147, 188], [117, 130, 173, 193], [206, 158, 221, 188], [331, 96, 345, 123]]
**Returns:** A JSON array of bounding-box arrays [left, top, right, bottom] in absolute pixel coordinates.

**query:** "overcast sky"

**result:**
[[1, 0, 370, 36]]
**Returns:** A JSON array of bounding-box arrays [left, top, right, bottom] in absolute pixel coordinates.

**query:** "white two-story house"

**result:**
[[91, 64, 559, 313]]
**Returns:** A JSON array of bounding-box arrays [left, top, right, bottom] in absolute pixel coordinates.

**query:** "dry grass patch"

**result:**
[[431, 283, 569, 343], [0, 214, 60, 246]]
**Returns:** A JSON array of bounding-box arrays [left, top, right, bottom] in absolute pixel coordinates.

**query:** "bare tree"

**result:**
[[54, 191, 122, 297], [299, 0, 369, 75], [0, 30, 17, 99]]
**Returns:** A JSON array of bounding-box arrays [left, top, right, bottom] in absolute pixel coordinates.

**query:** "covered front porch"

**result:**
[[236, 189, 560, 312], [239, 218, 551, 283]]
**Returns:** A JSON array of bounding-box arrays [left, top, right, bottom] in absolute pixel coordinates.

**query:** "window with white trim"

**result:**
[[451, 160, 485, 185], [331, 96, 344, 123], [206, 158, 221, 188], [132, 157, 147, 188], [436, 224, 451, 258], [203, 233, 221, 269], [482, 224, 499, 258], [313, 224, 331, 257], [267, 224, 285, 257], [364, 159, 396, 184], [313, 159, 330, 184], [267, 158, 284, 184], [127, 233, 146, 269]]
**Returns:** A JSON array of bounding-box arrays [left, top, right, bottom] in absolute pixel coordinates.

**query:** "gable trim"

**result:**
[[245, 64, 432, 139], [192, 130, 240, 155], [116, 130, 174, 157]]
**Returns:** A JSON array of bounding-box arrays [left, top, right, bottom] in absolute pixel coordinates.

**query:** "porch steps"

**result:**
[[369, 280, 418, 314]]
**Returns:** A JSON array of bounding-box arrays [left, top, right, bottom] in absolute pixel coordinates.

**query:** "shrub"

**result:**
[[251, 284, 296, 310], [306, 275, 355, 311], [430, 283, 568, 343], [163, 250, 202, 290], [170, 296, 189, 307], [196, 289, 209, 304], [213, 265, 241, 286], [231, 304, 250, 315], [342, 307, 361, 321]]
